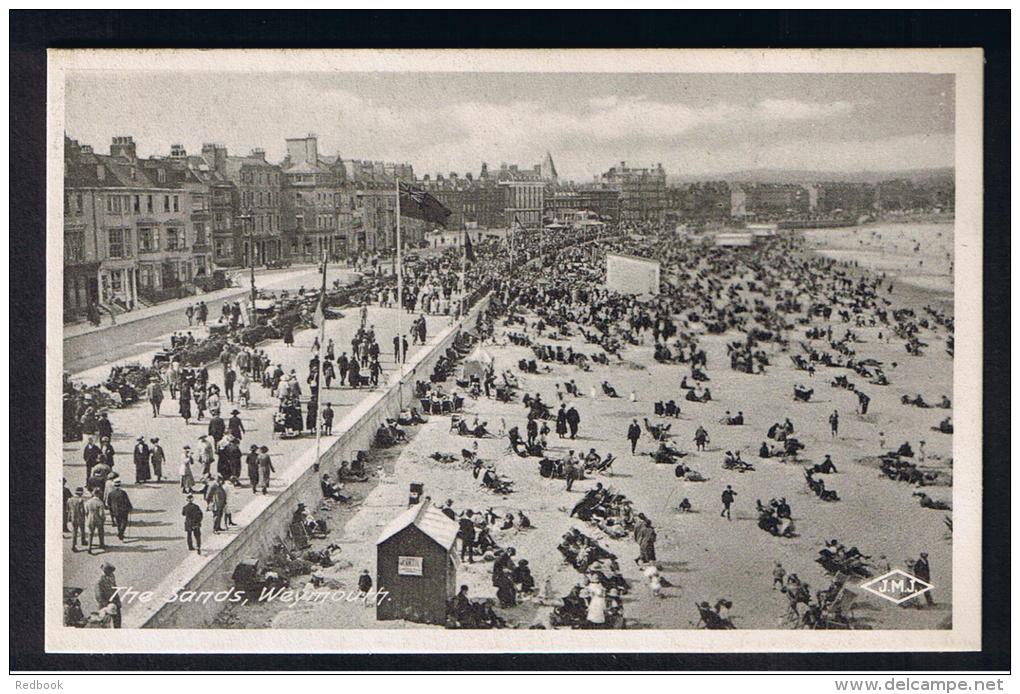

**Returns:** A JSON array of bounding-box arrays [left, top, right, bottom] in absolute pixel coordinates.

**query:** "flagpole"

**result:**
[[313, 250, 328, 471], [395, 177, 404, 409], [460, 228, 467, 315]]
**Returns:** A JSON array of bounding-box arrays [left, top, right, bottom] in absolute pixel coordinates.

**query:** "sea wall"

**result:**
[[141, 295, 491, 628]]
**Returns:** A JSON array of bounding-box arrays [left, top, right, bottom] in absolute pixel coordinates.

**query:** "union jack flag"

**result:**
[[398, 182, 452, 226]]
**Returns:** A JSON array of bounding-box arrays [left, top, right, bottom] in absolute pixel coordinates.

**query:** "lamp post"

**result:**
[[238, 211, 256, 319]]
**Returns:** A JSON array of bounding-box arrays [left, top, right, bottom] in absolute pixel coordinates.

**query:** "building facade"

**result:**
[[599, 162, 668, 223], [497, 165, 545, 228], [545, 184, 621, 223], [63, 136, 202, 317]]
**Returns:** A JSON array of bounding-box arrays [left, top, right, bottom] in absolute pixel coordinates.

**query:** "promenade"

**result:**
[[62, 300, 455, 625]]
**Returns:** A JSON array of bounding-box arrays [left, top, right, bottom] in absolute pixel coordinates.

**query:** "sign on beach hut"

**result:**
[[375, 503, 459, 625]]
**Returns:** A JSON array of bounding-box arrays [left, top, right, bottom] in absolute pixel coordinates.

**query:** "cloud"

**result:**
[[754, 99, 855, 121], [67, 72, 947, 181]]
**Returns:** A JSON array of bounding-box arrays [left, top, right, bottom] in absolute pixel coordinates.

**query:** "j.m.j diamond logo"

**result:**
[[860, 569, 933, 605]]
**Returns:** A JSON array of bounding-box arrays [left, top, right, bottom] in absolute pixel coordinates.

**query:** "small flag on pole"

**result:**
[[398, 182, 452, 226]]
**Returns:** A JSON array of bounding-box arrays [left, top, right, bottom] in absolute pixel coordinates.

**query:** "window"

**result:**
[[157, 169, 166, 183], [146, 195, 153, 213], [133, 195, 140, 213], [138, 227, 160, 252], [172, 195, 179, 212], [65, 229, 85, 263], [163, 195, 170, 212], [76, 193, 83, 214], [139, 264, 154, 288], [166, 228, 184, 251], [215, 238, 234, 259], [108, 228, 130, 258]]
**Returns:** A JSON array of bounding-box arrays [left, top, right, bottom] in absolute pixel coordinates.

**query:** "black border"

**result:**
[[10, 10, 1010, 672]]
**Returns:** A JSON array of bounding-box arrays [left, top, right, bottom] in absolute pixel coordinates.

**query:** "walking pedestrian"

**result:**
[[67, 487, 87, 552], [179, 446, 196, 493], [182, 494, 204, 555], [149, 438, 165, 482], [204, 476, 228, 533], [627, 419, 641, 454], [84, 488, 106, 553], [105, 480, 132, 541], [245, 445, 260, 494], [721, 485, 737, 520], [145, 378, 163, 417], [257, 446, 274, 495], [829, 410, 839, 438], [132, 436, 151, 484]]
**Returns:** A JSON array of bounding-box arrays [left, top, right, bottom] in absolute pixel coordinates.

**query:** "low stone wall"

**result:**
[[142, 295, 491, 628]]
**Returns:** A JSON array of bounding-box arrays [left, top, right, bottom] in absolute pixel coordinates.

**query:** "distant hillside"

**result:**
[[669, 167, 955, 185]]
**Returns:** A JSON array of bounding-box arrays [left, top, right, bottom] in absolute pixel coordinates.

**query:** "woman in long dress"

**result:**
[[179, 385, 192, 424], [585, 575, 607, 627], [179, 448, 195, 493]]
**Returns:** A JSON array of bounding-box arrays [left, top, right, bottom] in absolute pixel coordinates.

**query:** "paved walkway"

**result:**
[[62, 303, 457, 624], [63, 264, 334, 340]]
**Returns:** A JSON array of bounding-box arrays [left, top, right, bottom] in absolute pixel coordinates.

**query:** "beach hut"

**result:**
[[462, 345, 494, 382], [375, 503, 459, 625]]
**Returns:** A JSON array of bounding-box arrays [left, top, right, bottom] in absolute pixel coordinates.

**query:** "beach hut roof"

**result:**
[[376, 503, 459, 550], [465, 346, 494, 365]]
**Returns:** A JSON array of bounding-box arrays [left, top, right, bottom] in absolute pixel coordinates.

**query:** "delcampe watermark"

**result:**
[[860, 570, 934, 605]]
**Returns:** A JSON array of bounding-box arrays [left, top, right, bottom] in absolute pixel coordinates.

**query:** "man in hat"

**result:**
[[627, 419, 642, 455], [145, 377, 164, 417], [197, 435, 215, 478], [204, 475, 228, 533], [84, 488, 106, 553], [256, 446, 274, 495], [99, 436, 115, 468], [150, 437, 165, 482], [82, 436, 101, 483], [132, 436, 151, 484], [227, 410, 245, 442], [207, 412, 226, 446], [182, 494, 204, 554], [95, 563, 121, 629], [67, 486, 87, 552], [245, 445, 260, 494], [97, 411, 113, 441], [106, 480, 133, 541]]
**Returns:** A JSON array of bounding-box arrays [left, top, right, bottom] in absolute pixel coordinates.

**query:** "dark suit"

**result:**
[[182, 501, 204, 550], [207, 416, 226, 444], [227, 415, 245, 441], [83, 443, 101, 481], [627, 423, 641, 453], [106, 487, 133, 539]]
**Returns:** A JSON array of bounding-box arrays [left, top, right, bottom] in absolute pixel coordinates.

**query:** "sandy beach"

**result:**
[[218, 230, 955, 632], [803, 222, 954, 299]]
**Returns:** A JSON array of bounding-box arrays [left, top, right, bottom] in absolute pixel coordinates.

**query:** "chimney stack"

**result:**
[[110, 136, 137, 161]]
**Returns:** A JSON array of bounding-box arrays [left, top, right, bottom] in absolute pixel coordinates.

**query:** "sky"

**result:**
[[64, 71, 955, 181]]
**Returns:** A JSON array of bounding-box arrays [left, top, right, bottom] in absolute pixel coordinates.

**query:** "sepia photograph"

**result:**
[[42, 46, 985, 656]]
